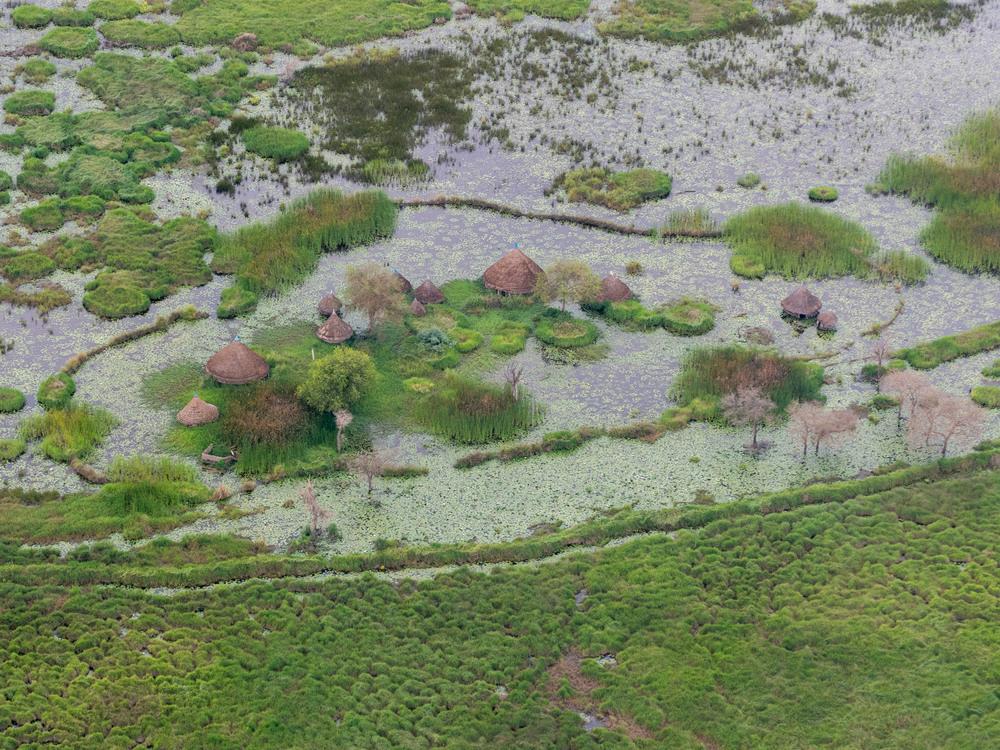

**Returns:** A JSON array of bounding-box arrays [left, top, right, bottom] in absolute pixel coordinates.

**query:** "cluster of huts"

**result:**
[[781, 285, 838, 331]]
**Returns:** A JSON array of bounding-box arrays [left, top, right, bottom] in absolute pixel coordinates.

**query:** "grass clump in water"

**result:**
[[39, 27, 99, 58], [971, 386, 1000, 409], [895, 320, 1000, 370], [20, 403, 117, 462], [16, 59, 57, 85], [534, 309, 599, 348], [0, 388, 26, 414], [100, 20, 182, 49], [808, 185, 838, 202], [465, 0, 594, 20], [3, 90, 55, 117], [663, 207, 719, 236], [0, 438, 26, 461], [37, 373, 76, 410], [550, 166, 672, 211], [242, 126, 309, 162], [12, 4, 53, 28]]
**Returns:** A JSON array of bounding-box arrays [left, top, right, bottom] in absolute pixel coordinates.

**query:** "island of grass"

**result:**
[[725, 202, 928, 283], [12, 4, 53, 28], [241, 126, 310, 162], [971, 385, 1000, 408], [808, 185, 838, 202], [3, 89, 55, 117], [550, 166, 672, 211], [876, 108, 999, 274], [585, 296, 718, 335], [465, 0, 594, 21], [39, 27, 99, 58], [895, 319, 1000, 369], [99, 20, 182, 49], [0, 387, 26, 414]]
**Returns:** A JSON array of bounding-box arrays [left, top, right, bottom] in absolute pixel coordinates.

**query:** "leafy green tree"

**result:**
[[535, 260, 600, 311], [296, 348, 377, 415]]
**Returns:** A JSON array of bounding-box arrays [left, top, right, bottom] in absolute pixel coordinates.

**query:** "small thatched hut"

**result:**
[[410, 298, 426, 317], [316, 313, 354, 344], [205, 341, 269, 385], [318, 292, 342, 317], [483, 248, 543, 295], [598, 273, 633, 303], [413, 280, 445, 304], [817, 310, 838, 331], [781, 285, 821, 319], [176, 395, 219, 426], [393, 269, 413, 294]]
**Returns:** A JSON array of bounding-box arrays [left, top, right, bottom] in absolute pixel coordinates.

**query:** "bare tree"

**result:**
[[300, 480, 329, 535], [345, 262, 405, 331], [347, 448, 398, 500], [503, 362, 524, 402], [334, 409, 353, 452], [789, 401, 825, 459], [534, 260, 601, 311], [868, 338, 893, 391], [908, 388, 985, 457], [721, 386, 775, 453], [881, 370, 932, 430], [812, 408, 859, 456], [788, 401, 857, 458]]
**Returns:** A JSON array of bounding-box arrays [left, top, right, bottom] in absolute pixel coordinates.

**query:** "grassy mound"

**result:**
[[808, 185, 839, 202], [241, 126, 309, 162], [465, 0, 591, 19], [971, 385, 1000, 408], [17, 59, 57, 84], [12, 5, 53, 28], [100, 20, 182, 49], [725, 202, 879, 279], [0, 438, 26, 461], [36, 373, 76, 410], [0, 388, 26, 414], [89, 0, 141, 19], [896, 320, 1000, 369], [599, 0, 815, 42], [3, 90, 55, 117], [534, 310, 599, 348], [19, 403, 116, 462], [39, 27, 99, 58], [661, 297, 718, 335], [551, 166, 672, 211], [0, 251, 56, 282]]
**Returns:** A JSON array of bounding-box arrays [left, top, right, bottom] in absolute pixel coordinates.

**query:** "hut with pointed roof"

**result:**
[[781, 285, 821, 319], [205, 341, 269, 385], [318, 292, 342, 317], [393, 269, 412, 294], [597, 273, 633, 303], [817, 310, 838, 331], [483, 248, 544, 295], [316, 313, 354, 344], [176, 395, 219, 426], [413, 280, 445, 304], [410, 298, 426, 317]]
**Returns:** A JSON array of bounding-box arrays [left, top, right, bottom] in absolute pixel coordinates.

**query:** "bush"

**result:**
[[37, 373, 76, 410], [807, 185, 839, 202], [0, 438, 26, 461], [971, 386, 1000, 408], [660, 298, 717, 336], [296, 348, 377, 414], [0, 387, 26, 414], [11, 4, 53, 28], [4, 90, 55, 117], [242, 126, 309, 162], [39, 27, 100, 58]]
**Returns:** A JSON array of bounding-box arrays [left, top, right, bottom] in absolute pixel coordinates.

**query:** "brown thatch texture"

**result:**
[[205, 341, 269, 385], [817, 311, 838, 331], [598, 273, 633, 302], [393, 270, 413, 293], [483, 248, 544, 294], [413, 280, 445, 304], [318, 292, 342, 317], [316, 313, 354, 344], [410, 298, 426, 316], [177, 395, 220, 426], [781, 286, 821, 318]]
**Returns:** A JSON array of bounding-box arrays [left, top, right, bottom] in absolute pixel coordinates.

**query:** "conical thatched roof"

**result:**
[[176, 395, 219, 426], [410, 298, 426, 316], [817, 310, 838, 331], [598, 273, 633, 302], [318, 292, 342, 317], [781, 285, 821, 318], [393, 269, 412, 294], [483, 248, 543, 295], [205, 341, 269, 385], [316, 313, 353, 344], [413, 279, 445, 304]]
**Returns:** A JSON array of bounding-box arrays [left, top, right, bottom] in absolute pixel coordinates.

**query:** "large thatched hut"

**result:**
[[781, 286, 821, 319], [205, 341, 269, 385], [597, 273, 633, 303], [483, 248, 543, 295], [318, 292, 342, 317], [316, 313, 354, 344], [176, 395, 219, 426], [413, 280, 445, 304]]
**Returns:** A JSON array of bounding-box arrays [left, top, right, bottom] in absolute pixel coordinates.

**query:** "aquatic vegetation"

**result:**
[[737, 172, 761, 188], [971, 385, 1000, 408], [36, 373, 76, 411], [51, 6, 96, 26], [89, 0, 142, 19], [0, 388, 26, 414], [465, 0, 591, 19], [550, 167, 672, 211], [39, 26, 99, 58], [0, 438, 26, 461], [982, 360, 1000, 379], [0, 251, 56, 282], [100, 20, 182, 48], [660, 297, 718, 336], [0, 282, 72, 313], [3, 90, 55, 117], [662, 207, 719, 236], [807, 185, 839, 202], [11, 5, 53, 28], [19, 403, 117, 462], [533, 310, 600, 348], [725, 202, 881, 279], [15, 59, 56, 85], [241, 126, 310, 162], [895, 320, 1000, 370]]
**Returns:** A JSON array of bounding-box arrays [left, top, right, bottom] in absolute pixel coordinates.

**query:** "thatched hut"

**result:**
[[393, 269, 412, 294], [410, 298, 426, 317], [413, 280, 445, 304], [483, 248, 543, 295], [817, 310, 838, 331], [318, 292, 342, 317], [316, 313, 353, 344], [176, 395, 219, 426], [781, 285, 821, 319], [598, 273, 633, 303], [205, 341, 269, 385]]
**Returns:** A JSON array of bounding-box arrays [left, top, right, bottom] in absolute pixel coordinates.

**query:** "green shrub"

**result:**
[[39, 27, 100, 58], [0, 438, 26, 461], [971, 386, 1000, 408], [3, 89, 55, 116], [807, 185, 839, 202], [11, 4, 53, 28], [242, 126, 310, 162], [0, 251, 56, 282], [737, 172, 761, 188], [100, 20, 182, 48], [660, 297, 717, 336], [896, 320, 1000, 369], [37, 373, 76, 410], [296, 348, 377, 414], [552, 166, 671, 211], [20, 402, 116, 461], [0, 387, 26, 414], [89, 0, 142, 19]]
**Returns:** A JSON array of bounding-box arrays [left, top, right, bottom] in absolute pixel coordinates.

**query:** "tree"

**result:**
[[721, 386, 775, 453], [788, 401, 857, 458], [535, 260, 601, 311], [296, 348, 377, 416], [300, 480, 329, 535], [503, 362, 524, 402], [867, 338, 893, 390], [334, 409, 353, 452], [788, 401, 824, 458], [345, 262, 405, 331], [908, 388, 985, 457], [347, 448, 397, 500], [881, 370, 931, 430]]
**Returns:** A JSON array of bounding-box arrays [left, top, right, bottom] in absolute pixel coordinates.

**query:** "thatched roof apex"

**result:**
[[598, 273, 633, 302], [817, 310, 838, 331], [413, 279, 445, 304], [205, 341, 269, 385], [316, 313, 353, 344], [483, 248, 544, 295], [781, 285, 821, 318], [410, 298, 426, 316], [318, 292, 342, 317], [176, 395, 219, 426]]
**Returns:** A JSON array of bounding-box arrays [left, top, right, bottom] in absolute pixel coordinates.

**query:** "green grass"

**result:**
[[36, 373, 75, 410], [465, 0, 591, 19], [90, 0, 141, 19], [19, 403, 116, 462], [725, 202, 881, 280], [11, 4, 52, 28], [241, 126, 310, 162], [38, 27, 99, 58], [533, 310, 600, 348], [3, 89, 55, 117], [0, 438, 26, 461], [16, 59, 57, 85], [0, 388, 26, 414], [737, 171, 761, 188], [551, 166, 672, 211], [982, 359, 1000, 378], [174, 0, 452, 48], [100, 20, 182, 48], [0, 251, 56, 282], [971, 385, 1000, 408], [807, 185, 838, 202], [896, 320, 1000, 369], [1, 465, 998, 745], [662, 207, 719, 236], [51, 6, 96, 26], [660, 297, 718, 335]]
